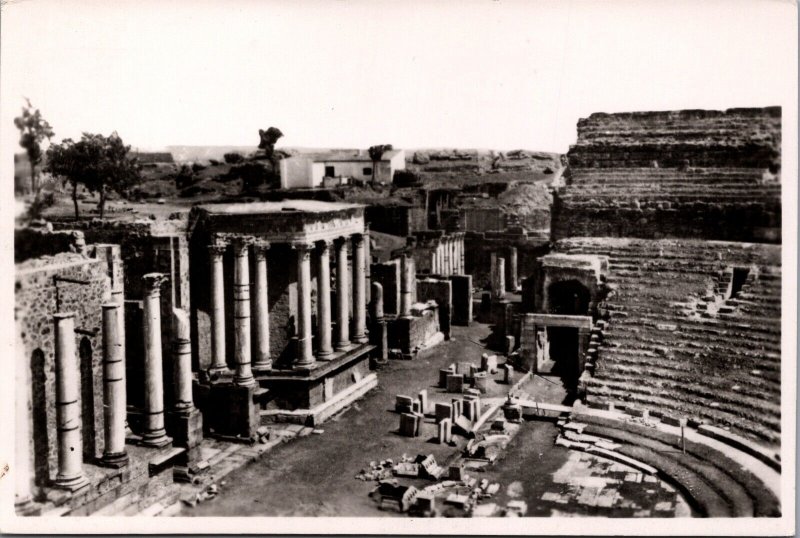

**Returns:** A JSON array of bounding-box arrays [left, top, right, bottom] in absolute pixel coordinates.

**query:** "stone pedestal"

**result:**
[[167, 308, 203, 449], [204, 383, 259, 441]]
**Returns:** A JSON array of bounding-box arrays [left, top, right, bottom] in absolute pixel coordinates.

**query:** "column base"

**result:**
[[53, 473, 90, 492], [252, 361, 273, 373], [234, 374, 257, 387], [99, 451, 130, 469], [167, 407, 204, 449], [316, 349, 335, 361], [140, 429, 172, 448], [15, 498, 41, 516], [352, 334, 369, 344], [335, 341, 352, 352]]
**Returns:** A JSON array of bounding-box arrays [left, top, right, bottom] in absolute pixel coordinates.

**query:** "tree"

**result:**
[[45, 132, 141, 220], [368, 144, 393, 184], [14, 98, 54, 193], [257, 127, 284, 173]]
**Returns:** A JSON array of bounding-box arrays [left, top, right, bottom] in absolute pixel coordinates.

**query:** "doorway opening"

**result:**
[[547, 280, 590, 316]]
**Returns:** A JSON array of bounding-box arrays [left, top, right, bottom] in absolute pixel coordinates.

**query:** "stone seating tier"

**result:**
[[556, 237, 781, 445]]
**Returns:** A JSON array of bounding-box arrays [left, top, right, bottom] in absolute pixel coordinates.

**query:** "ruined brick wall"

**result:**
[[15, 253, 110, 486], [464, 232, 550, 291], [554, 107, 782, 243], [15, 228, 87, 262], [417, 278, 452, 337]]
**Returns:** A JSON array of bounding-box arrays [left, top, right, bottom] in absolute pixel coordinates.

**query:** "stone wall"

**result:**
[[15, 228, 88, 263], [417, 278, 452, 338], [464, 231, 550, 291], [554, 107, 782, 243], [365, 205, 426, 237], [371, 260, 401, 316], [15, 252, 111, 486]]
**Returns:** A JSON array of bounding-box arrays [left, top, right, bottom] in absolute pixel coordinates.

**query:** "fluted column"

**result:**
[[172, 308, 195, 412], [400, 253, 413, 318], [364, 226, 372, 304], [100, 304, 129, 468], [334, 237, 351, 350], [208, 239, 228, 372], [430, 251, 437, 275], [232, 238, 255, 386], [53, 313, 90, 490], [352, 233, 368, 344], [252, 240, 272, 371], [293, 241, 315, 367], [458, 234, 464, 274], [316, 240, 334, 359], [141, 273, 171, 447]]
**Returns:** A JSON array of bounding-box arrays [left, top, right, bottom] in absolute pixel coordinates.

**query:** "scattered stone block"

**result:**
[[438, 419, 452, 444], [448, 464, 464, 481], [463, 399, 478, 421], [472, 372, 488, 393], [502, 402, 522, 423], [491, 419, 507, 432], [481, 354, 498, 374], [503, 364, 515, 384], [504, 335, 515, 354], [445, 493, 470, 510], [454, 414, 473, 435], [435, 402, 453, 424], [395, 395, 414, 414], [506, 499, 528, 516], [412, 400, 422, 414], [393, 461, 421, 477], [417, 390, 429, 414], [418, 454, 444, 479], [400, 413, 420, 437], [473, 503, 498, 517], [439, 367, 454, 388], [414, 493, 436, 517], [456, 361, 473, 378], [446, 374, 465, 393], [451, 398, 463, 417]]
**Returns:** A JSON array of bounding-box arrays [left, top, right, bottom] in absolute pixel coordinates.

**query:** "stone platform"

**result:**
[[258, 343, 376, 426]]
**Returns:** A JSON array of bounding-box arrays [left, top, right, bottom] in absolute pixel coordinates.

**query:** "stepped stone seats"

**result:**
[[557, 237, 781, 446], [553, 108, 782, 243]]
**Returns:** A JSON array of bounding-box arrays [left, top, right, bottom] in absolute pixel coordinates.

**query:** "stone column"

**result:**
[[171, 308, 194, 412], [208, 239, 228, 373], [334, 237, 351, 351], [316, 240, 334, 359], [507, 246, 518, 292], [15, 327, 34, 510], [232, 238, 256, 386], [430, 250, 437, 275], [364, 226, 371, 304], [370, 282, 388, 361], [352, 233, 368, 344], [458, 234, 465, 274], [53, 313, 89, 490], [141, 273, 171, 448], [252, 240, 272, 371], [100, 304, 129, 468], [400, 253, 413, 318], [493, 257, 506, 300], [442, 239, 450, 276], [293, 241, 315, 366]]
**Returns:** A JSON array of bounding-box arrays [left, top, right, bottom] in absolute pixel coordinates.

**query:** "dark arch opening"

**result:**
[[79, 337, 96, 460], [30, 349, 49, 489], [548, 279, 591, 316]]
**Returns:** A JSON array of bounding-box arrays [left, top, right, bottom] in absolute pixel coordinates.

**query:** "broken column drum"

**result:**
[[100, 304, 129, 468], [335, 237, 351, 350], [493, 257, 506, 300], [507, 246, 518, 292], [141, 273, 171, 447], [232, 238, 256, 385], [352, 233, 368, 344], [399, 253, 412, 318], [208, 240, 228, 372], [316, 240, 334, 358], [171, 308, 195, 412], [294, 241, 315, 367], [53, 313, 90, 490], [252, 240, 272, 370], [370, 281, 388, 360]]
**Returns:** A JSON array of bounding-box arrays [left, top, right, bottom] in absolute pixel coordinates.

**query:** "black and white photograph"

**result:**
[[0, 0, 796, 535]]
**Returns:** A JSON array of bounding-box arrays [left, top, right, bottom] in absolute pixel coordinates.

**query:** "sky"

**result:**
[[1, 0, 797, 155]]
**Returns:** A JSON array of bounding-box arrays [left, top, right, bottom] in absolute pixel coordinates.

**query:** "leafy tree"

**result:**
[[14, 98, 54, 193], [368, 144, 393, 184], [257, 127, 284, 172], [45, 132, 141, 219], [224, 152, 244, 164]]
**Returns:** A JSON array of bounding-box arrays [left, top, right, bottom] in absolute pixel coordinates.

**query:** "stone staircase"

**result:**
[[557, 237, 781, 445]]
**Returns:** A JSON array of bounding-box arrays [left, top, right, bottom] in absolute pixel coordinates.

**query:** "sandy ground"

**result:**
[[181, 322, 689, 518]]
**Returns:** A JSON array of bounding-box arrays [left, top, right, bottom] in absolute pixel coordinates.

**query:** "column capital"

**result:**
[[230, 236, 254, 255], [253, 238, 271, 253], [352, 233, 366, 246], [208, 235, 228, 256], [291, 240, 314, 252], [333, 236, 349, 248], [142, 273, 169, 296], [316, 238, 333, 250]]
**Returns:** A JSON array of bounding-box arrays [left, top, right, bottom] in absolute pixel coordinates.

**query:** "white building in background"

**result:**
[[279, 149, 406, 189]]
